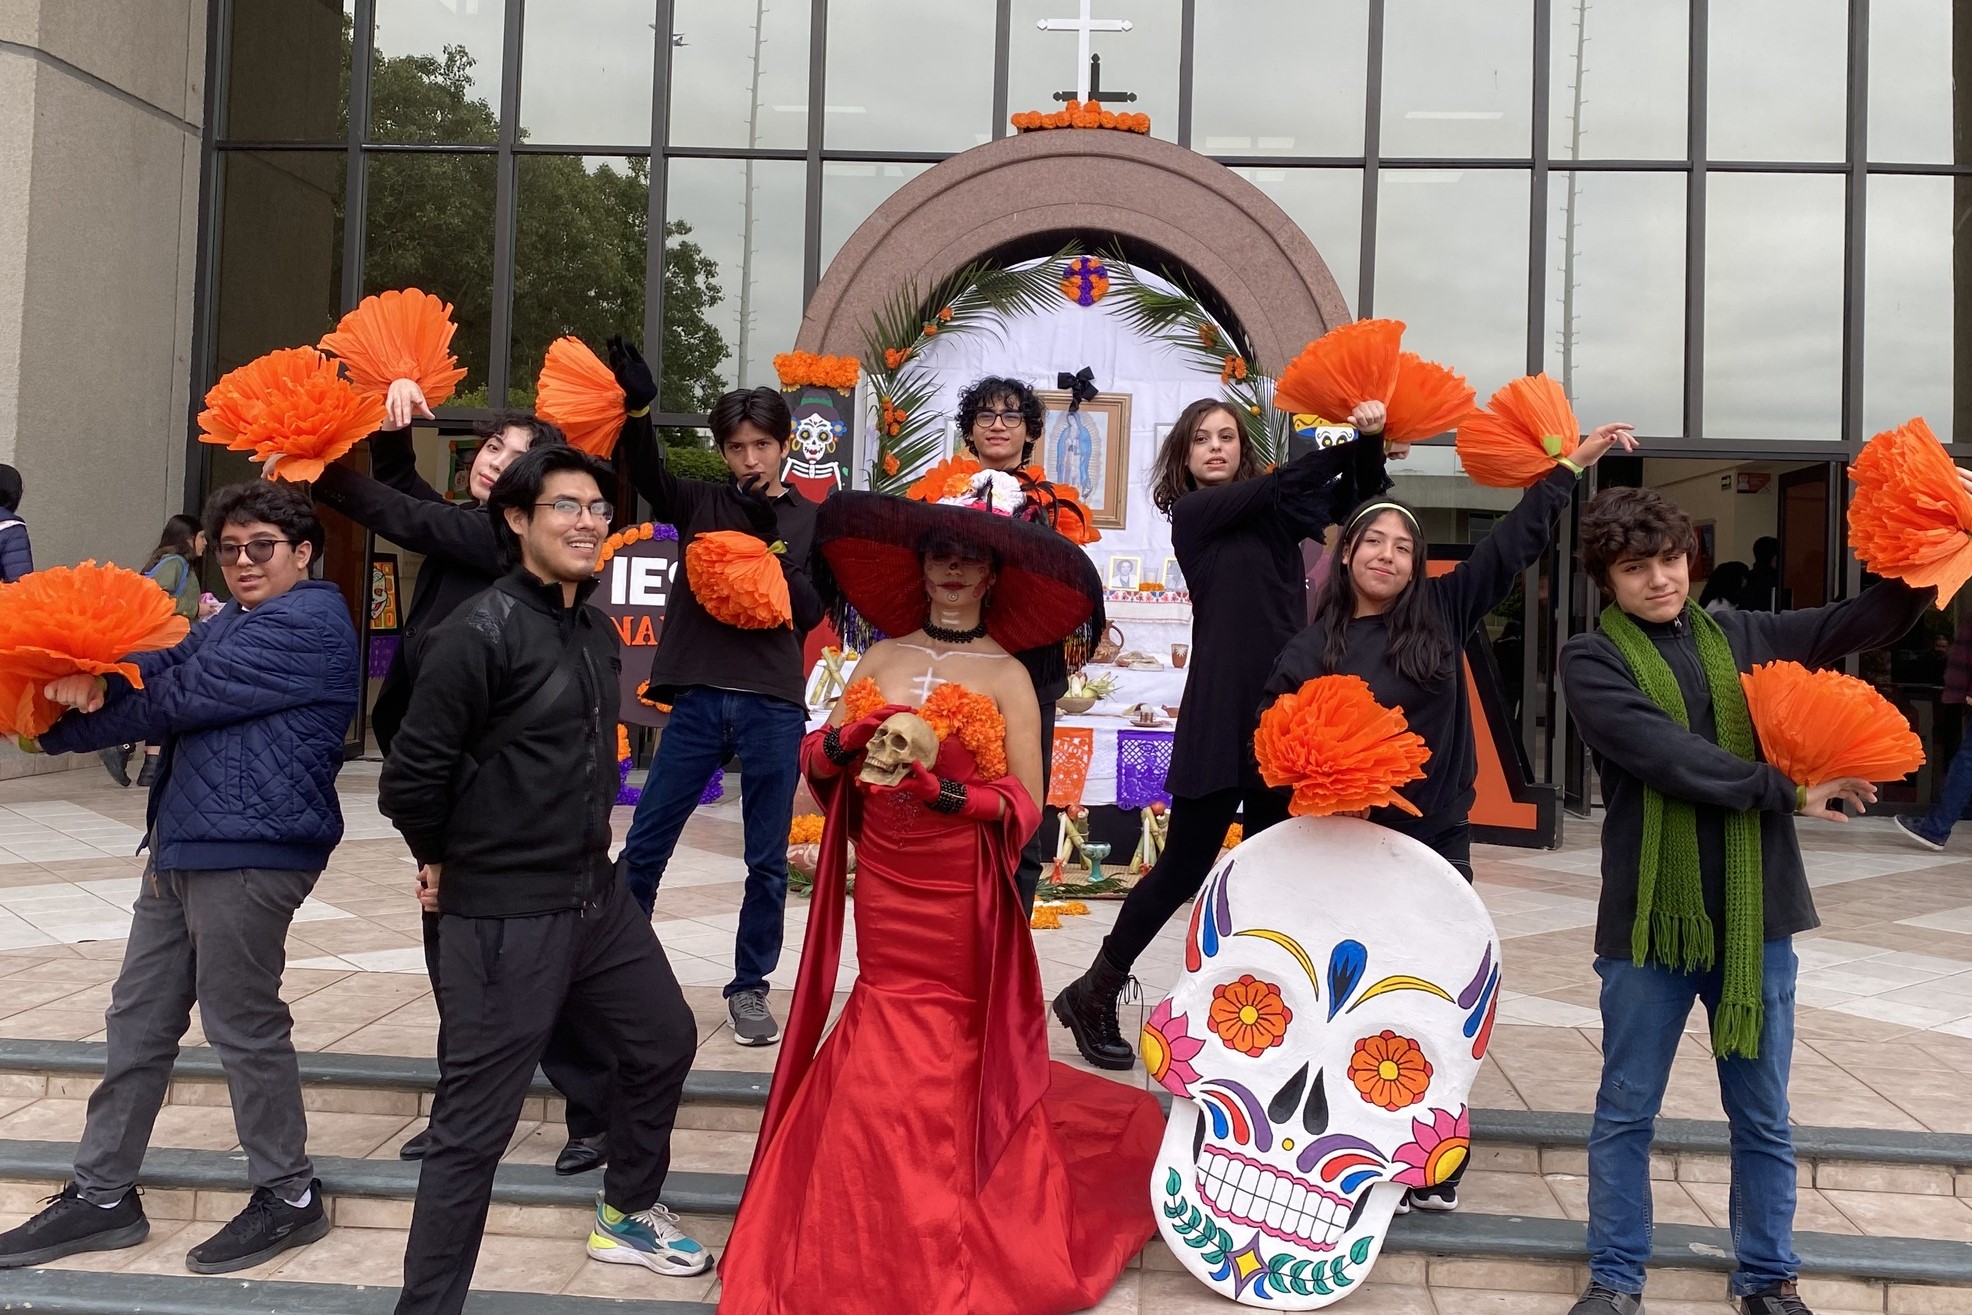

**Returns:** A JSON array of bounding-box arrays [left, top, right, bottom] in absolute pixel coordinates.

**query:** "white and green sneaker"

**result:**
[[586, 1200, 711, 1276]]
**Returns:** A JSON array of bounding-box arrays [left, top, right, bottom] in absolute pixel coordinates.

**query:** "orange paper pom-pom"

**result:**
[[1455, 374, 1580, 488], [920, 682, 1009, 780], [1847, 418, 1972, 604], [1253, 675, 1431, 817], [317, 288, 469, 407], [907, 454, 984, 503], [1382, 352, 1477, 444], [1739, 661, 1924, 784], [1273, 319, 1405, 423], [198, 347, 388, 483], [0, 562, 191, 737], [685, 531, 792, 630], [535, 337, 628, 458]]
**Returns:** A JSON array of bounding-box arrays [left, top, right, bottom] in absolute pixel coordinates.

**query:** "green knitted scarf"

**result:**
[[1599, 601, 1766, 1060]]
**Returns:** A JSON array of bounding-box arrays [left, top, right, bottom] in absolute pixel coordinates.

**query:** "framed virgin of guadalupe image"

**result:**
[[1037, 390, 1130, 530]]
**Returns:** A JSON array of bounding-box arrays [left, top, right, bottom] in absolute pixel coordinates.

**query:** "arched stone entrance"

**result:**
[[792, 131, 1352, 369]]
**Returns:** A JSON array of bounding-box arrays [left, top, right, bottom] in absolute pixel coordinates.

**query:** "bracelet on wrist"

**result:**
[[1795, 783, 1808, 813], [928, 778, 967, 814], [821, 724, 856, 767]]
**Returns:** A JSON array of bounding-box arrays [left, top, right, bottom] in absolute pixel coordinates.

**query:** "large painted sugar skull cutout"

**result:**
[[1148, 816, 1502, 1307]]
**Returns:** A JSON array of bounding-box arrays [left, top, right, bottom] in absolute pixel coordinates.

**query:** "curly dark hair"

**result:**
[[203, 481, 325, 563], [1579, 486, 1698, 591], [957, 376, 1044, 462]]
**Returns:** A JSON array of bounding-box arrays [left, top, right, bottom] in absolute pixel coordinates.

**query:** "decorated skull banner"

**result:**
[[1146, 816, 1502, 1308]]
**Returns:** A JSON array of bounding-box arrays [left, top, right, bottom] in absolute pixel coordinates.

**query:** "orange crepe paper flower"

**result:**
[[907, 454, 984, 503], [773, 352, 860, 391], [0, 562, 191, 738], [198, 347, 388, 483], [1455, 374, 1581, 488], [841, 678, 885, 722], [1209, 975, 1293, 1057], [1254, 674, 1431, 816], [534, 337, 628, 458], [1383, 352, 1477, 444], [920, 682, 1009, 780], [1273, 319, 1405, 423], [1739, 661, 1925, 785], [317, 288, 469, 407], [1349, 1031, 1434, 1111], [684, 531, 792, 630], [1847, 418, 1972, 604]]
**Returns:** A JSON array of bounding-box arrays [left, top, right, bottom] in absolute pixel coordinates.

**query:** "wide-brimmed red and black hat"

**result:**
[[817, 489, 1104, 657]]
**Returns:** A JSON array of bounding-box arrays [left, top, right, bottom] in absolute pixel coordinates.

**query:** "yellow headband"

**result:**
[[1346, 500, 1421, 538]]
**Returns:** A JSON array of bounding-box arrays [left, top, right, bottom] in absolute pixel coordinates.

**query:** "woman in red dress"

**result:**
[[716, 489, 1162, 1315]]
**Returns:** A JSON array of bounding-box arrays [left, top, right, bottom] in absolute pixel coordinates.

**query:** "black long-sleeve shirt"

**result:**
[[1560, 580, 1933, 959], [1263, 464, 1579, 843], [620, 415, 822, 709]]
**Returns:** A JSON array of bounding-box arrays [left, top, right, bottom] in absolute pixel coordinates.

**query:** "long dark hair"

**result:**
[[1150, 398, 1262, 515], [142, 514, 203, 573], [1312, 497, 1454, 686]]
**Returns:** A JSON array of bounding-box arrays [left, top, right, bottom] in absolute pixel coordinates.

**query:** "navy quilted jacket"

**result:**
[[0, 514, 30, 582], [40, 580, 359, 873]]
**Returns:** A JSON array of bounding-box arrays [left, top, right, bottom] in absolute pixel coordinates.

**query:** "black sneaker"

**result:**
[[729, 989, 780, 1046], [97, 746, 132, 788], [1569, 1283, 1644, 1315], [1408, 1182, 1458, 1212], [184, 1182, 329, 1275], [1741, 1281, 1812, 1315], [0, 1183, 148, 1268]]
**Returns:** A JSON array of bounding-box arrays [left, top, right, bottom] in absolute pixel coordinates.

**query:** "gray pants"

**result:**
[[74, 866, 317, 1205]]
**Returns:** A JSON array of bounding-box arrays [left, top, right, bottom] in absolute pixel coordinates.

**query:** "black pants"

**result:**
[[1014, 701, 1058, 916], [1102, 785, 1291, 971], [421, 911, 611, 1139], [397, 882, 697, 1315]]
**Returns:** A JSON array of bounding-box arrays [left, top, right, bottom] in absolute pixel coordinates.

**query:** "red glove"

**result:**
[[871, 762, 1004, 820], [833, 711, 892, 756]]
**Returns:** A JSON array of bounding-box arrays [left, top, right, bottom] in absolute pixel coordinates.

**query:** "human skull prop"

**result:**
[[857, 712, 938, 787], [1145, 817, 1502, 1308]]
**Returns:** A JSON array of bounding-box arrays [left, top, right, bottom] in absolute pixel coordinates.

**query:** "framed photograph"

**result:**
[[445, 438, 482, 503], [1038, 390, 1131, 530], [1107, 555, 1142, 590], [1694, 520, 1716, 579], [1163, 556, 1184, 593], [368, 554, 401, 633]]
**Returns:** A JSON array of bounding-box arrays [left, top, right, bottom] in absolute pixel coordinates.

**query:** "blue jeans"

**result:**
[[1587, 937, 1800, 1297], [1915, 728, 1972, 843], [621, 687, 806, 998]]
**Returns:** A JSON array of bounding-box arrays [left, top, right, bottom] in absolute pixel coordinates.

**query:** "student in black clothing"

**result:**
[[381, 446, 707, 1315], [1052, 396, 1388, 1072], [311, 385, 612, 1176]]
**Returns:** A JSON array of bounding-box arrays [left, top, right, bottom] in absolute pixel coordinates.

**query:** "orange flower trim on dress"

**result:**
[[1349, 1030, 1434, 1111], [198, 347, 389, 483], [1253, 675, 1431, 816], [836, 679, 1009, 780], [881, 451, 901, 477], [0, 562, 191, 738], [907, 454, 985, 503], [1011, 102, 1152, 134], [1740, 660, 1925, 785], [1848, 417, 1972, 604], [1208, 974, 1293, 1057], [772, 352, 860, 391], [685, 531, 792, 630], [317, 288, 469, 406], [840, 678, 886, 722]]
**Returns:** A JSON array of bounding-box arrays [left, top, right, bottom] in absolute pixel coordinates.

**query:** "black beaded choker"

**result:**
[[923, 618, 989, 644]]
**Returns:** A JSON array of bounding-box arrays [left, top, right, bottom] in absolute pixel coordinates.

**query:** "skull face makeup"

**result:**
[[1147, 817, 1502, 1308], [858, 712, 938, 788]]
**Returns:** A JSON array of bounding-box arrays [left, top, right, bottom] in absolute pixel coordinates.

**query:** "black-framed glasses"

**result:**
[[214, 538, 296, 565], [535, 499, 614, 520], [975, 409, 1027, 430]]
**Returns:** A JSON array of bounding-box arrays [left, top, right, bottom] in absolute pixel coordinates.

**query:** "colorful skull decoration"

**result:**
[[1148, 816, 1502, 1308]]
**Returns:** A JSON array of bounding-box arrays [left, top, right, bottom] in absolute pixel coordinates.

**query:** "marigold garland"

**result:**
[[1740, 661, 1925, 785], [1011, 102, 1151, 134], [317, 288, 469, 407], [535, 337, 628, 458], [1455, 374, 1581, 488], [684, 531, 792, 629], [0, 562, 192, 738], [1254, 674, 1431, 816], [197, 347, 388, 483], [920, 682, 1010, 780], [1848, 417, 1972, 605], [772, 351, 860, 391], [592, 521, 679, 573]]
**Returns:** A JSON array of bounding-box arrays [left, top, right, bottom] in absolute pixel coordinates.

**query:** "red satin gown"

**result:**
[[716, 724, 1164, 1315]]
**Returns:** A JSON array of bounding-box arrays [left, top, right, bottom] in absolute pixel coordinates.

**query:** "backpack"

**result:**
[[146, 554, 200, 620]]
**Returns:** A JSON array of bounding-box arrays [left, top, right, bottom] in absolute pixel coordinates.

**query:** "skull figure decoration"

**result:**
[[1145, 817, 1502, 1308], [857, 712, 938, 788]]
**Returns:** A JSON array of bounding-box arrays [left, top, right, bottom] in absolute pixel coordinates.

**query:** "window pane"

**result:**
[[1864, 174, 1962, 443], [212, 152, 347, 376], [1193, 1, 1364, 158], [370, 0, 505, 144], [1547, 0, 1686, 160], [509, 156, 648, 407], [363, 153, 498, 402], [1373, 168, 1530, 399], [662, 158, 806, 408], [519, 0, 656, 147], [1008, 0, 1181, 142], [1545, 172, 1684, 435], [668, 0, 811, 151], [225, 0, 352, 142], [1703, 173, 1844, 440], [824, 1, 995, 151], [1869, 0, 1961, 164], [1228, 167, 1363, 315], [1707, 0, 1846, 162], [1381, 0, 1533, 158], [821, 161, 935, 271]]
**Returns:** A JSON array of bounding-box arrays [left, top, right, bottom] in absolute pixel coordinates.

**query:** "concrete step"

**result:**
[[0, 1268, 717, 1315]]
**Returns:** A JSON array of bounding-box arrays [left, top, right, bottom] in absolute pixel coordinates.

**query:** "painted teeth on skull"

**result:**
[[1193, 1144, 1350, 1249]]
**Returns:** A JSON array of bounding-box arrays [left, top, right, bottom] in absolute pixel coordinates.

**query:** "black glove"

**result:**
[[735, 475, 781, 543], [606, 335, 658, 414]]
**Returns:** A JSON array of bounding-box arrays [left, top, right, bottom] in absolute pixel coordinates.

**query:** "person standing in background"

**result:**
[[99, 515, 211, 789], [0, 465, 31, 582]]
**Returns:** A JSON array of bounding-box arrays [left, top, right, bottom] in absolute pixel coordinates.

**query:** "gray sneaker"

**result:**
[[729, 989, 780, 1047], [1569, 1284, 1644, 1315]]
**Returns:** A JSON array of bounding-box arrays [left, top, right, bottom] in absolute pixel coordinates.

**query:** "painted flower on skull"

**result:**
[[1393, 1107, 1471, 1188], [1207, 974, 1293, 1057], [1348, 1030, 1433, 1111], [1140, 997, 1205, 1097]]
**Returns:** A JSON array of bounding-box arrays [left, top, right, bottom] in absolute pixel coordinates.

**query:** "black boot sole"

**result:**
[[184, 1212, 329, 1275], [0, 1217, 149, 1268], [1051, 991, 1137, 1072]]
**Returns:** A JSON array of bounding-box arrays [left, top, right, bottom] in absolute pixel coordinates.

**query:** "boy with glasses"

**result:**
[[0, 481, 357, 1275]]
